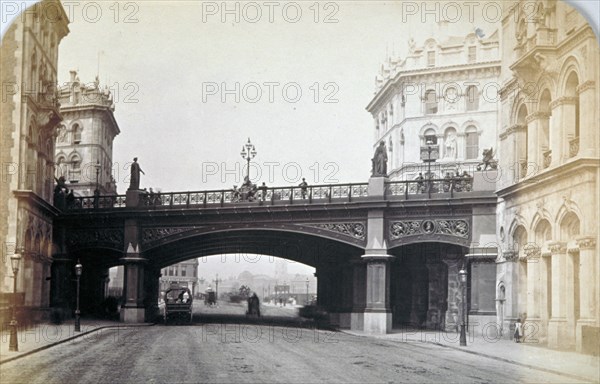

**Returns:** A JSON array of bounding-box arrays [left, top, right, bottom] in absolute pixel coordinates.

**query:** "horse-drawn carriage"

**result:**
[[164, 286, 193, 324], [204, 289, 216, 306]]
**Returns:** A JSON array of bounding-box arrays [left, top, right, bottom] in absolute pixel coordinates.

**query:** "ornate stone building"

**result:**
[[55, 70, 119, 197], [496, 0, 598, 353], [366, 25, 501, 332], [0, 0, 69, 321], [367, 22, 501, 180]]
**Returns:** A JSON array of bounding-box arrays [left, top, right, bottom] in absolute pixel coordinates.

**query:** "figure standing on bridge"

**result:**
[[299, 178, 308, 199], [129, 157, 145, 190], [371, 141, 388, 177]]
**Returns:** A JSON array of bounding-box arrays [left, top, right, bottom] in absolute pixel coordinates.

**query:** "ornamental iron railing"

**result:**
[[385, 176, 473, 199]]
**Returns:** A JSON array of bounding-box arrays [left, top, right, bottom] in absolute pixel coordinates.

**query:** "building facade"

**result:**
[[55, 71, 119, 197], [366, 25, 501, 332], [0, 0, 69, 322], [496, 0, 599, 353], [159, 259, 200, 296], [367, 22, 501, 181]]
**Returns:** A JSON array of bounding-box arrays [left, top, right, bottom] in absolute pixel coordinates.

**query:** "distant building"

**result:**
[[55, 70, 120, 197], [159, 259, 200, 296]]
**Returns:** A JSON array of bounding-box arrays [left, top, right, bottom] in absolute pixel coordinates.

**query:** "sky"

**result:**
[[2, 0, 598, 277]]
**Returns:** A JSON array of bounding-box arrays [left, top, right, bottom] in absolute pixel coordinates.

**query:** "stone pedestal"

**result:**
[[362, 255, 393, 334], [125, 189, 143, 208], [367, 176, 388, 197]]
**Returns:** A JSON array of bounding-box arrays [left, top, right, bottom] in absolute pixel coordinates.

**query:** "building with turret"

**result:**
[[55, 71, 119, 197]]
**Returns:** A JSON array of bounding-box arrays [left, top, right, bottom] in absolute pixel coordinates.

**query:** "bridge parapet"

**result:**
[[61, 172, 497, 211]]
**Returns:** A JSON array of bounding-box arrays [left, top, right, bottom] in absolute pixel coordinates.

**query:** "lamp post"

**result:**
[[9, 252, 22, 352], [74, 260, 82, 332], [240, 137, 257, 182], [306, 277, 309, 305], [212, 274, 222, 303], [425, 139, 435, 197], [458, 267, 468, 346]]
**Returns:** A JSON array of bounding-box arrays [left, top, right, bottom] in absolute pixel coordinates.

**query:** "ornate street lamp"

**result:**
[[240, 138, 257, 182], [458, 268, 468, 346], [425, 139, 435, 197], [306, 277, 310, 305], [9, 251, 22, 351], [74, 260, 83, 332]]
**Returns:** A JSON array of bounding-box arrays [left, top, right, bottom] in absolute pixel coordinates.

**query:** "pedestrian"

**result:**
[[259, 182, 268, 201], [299, 178, 308, 199], [514, 318, 522, 343]]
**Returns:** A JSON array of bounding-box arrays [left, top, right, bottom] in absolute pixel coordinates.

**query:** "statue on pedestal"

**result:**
[[129, 157, 145, 190], [371, 141, 388, 177]]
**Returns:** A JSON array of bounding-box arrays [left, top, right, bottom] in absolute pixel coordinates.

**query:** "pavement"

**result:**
[[1, 317, 598, 383], [0, 318, 150, 365], [342, 328, 600, 383]]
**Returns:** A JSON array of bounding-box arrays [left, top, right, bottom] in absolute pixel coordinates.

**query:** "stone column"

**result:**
[[525, 246, 542, 340], [425, 260, 446, 330], [539, 248, 552, 344], [547, 241, 567, 348], [575, 237, 597, 353], [120, 219, 146, 323], [549, 98, 565, 165], [442, 259, 461, 332], [362, 178, 394, 334], [351, 261, 366, 331], [525, 113, 539, 168], [577, 81, 597, 157], [363, 255, 393, 334]]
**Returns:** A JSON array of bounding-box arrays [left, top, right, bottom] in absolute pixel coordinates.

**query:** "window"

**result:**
[[466, 126, 479, 159], [425, 90, 438, 114], [427, 51, 435, 67], [72, 123, 81, 144], [466, 86, 479, 111], [468, 46, 476, 63], [424, 128, 437, 145], [69, 155, 81, 182], [168, 268, 173, 276], [181, 269, 186, 277]]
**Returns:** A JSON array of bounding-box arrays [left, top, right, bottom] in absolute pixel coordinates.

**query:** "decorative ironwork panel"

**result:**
[[67, 229, 123, 249], [389, 219, 469, 240], [305, 222, 366, 240], [142, 227, 194, 244]]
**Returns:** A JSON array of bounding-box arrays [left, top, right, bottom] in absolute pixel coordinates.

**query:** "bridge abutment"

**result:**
[[121, 219, 147, 323]]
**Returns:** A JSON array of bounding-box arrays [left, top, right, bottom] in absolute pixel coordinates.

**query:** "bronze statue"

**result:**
[[371, 141, 388, 177], [477, 147, 498, 171], [129, 157, 145, 190]]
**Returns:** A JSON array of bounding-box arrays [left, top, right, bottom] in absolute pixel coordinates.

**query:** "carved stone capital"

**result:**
[[526, 111, 550, 123], [502, 250, 519, 262], [524, 245, 541, 260], [576, 237, 596, 250], [548, 241, 567, 254]]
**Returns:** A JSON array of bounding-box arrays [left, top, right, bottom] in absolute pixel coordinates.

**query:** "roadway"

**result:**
[[0, 304, 584, 384]]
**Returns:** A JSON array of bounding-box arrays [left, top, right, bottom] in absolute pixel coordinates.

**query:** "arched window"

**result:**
[[466, 85, 479, 111], [465, 126, 479, 159], [72, 123, 81, 144], [424, 90, 437, 114], [424, 128, 437, 145], [69, 154, 81, 181]]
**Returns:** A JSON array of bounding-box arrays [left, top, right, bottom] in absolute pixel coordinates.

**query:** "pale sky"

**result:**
[[2, 1, 598, 275]]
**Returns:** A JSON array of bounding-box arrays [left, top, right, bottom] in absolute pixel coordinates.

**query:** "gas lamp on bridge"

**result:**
[[240, 137, 257, 181], [9, 250, 22, 352], [74, 260, 83, 332]]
